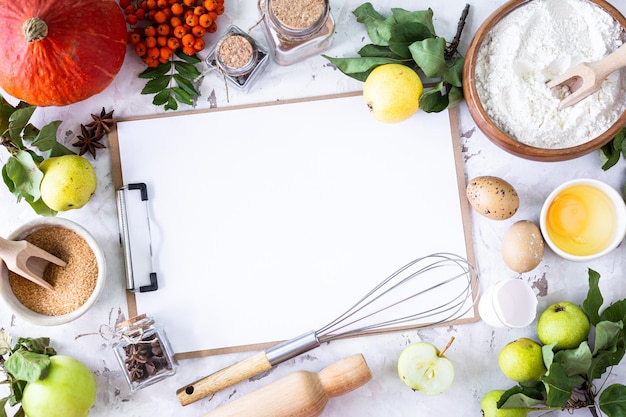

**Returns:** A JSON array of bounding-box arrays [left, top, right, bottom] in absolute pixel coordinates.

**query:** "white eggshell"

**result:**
[[502, 220, 545, 273], [466, 176, 519, 220]]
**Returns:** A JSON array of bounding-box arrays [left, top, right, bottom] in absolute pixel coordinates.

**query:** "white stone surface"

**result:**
[[1, 1, 626, 416]]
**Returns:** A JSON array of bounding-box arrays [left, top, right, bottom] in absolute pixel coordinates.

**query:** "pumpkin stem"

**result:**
[[22, 17, 48, 42]]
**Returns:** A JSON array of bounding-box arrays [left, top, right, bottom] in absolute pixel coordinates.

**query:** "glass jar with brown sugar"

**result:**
[[206, 25, 269, 91], [258, 0, 335, 65]]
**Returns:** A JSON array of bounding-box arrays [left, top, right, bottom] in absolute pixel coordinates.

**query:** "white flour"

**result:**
[[475, 0, 626, 149]]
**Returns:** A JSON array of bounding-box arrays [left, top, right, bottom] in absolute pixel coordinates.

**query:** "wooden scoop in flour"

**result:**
[[547, 43, 626, 110], [0, 236, 66, 290], [200, 354, 372, 417]]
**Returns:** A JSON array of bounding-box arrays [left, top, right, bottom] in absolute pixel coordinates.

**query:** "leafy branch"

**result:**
[[139, 50, 202, 111], [0, 96, 75, 216], [496, 269, 626, 417], [0, 330, 57, 417], [322, 3, 469, 113]]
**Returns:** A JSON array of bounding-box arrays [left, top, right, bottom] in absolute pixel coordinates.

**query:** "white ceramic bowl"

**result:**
[[540, 179, 626, 262], [0, 217, 106, 325]]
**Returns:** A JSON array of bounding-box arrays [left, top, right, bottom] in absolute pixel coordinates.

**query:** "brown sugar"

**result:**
[[270, 0, 325, 30], [8, 226, 98, 316], [218, 35, 254, 69]]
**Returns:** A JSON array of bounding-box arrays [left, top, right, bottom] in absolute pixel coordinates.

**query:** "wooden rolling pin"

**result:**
[[200, 354, 372, 417]]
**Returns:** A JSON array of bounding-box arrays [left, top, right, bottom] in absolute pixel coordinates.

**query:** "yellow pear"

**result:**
[[498, 338, 547, 382], [363, 63, 424, 123], [39, 155, 97, 211]]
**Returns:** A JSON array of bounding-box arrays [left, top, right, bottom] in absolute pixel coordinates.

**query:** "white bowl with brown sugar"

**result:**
[[0, 217, 106, 325]]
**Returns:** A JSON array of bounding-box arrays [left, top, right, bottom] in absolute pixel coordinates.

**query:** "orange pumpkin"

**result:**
[[0, 0, 127, 106]]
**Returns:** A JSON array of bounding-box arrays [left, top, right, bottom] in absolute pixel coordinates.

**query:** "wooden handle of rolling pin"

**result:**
[[176, 351, 272, 406], [200, 354, 372, 417]]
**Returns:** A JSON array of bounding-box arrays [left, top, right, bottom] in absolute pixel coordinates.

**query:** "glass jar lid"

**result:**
[[215, 32, 258, 76], [266, 0, 329, 39]]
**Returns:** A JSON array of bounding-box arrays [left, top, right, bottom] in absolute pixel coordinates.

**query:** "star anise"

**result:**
[[85, 107, 115, 137], [72, 124, 105, 159]]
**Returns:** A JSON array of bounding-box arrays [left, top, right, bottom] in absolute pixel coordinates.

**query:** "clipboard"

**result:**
[[109, 92, 479, 360]]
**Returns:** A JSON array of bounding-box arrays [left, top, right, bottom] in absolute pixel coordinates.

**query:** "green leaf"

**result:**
[[173, 61, 201, 79], [554, 341, 592, 376], [388, 22, 435, 58], [353, 3, 396, 46], [358, 44, 403, 59], [542, 342, 557, 369], [602, 128, 626, 170], [391, 7, 435, 34], [0, 397, 9, 417], [48, 142, 76, 158], [593, 320, 623, 354], [29, 120, 62, 153], [0, 96, 16, 137], [21, 124, 40, 143], [173, 74, 199, 96], [152, 89, 171, 106], [14, 337, 55, 356], [27, 198, 57, 217], [498, 384, 545, 408], [164, 95, 178, 111], [419, 81, 449, 113], [583, 268, 603, 325], [322, 55, 399, 81], [409, 37, 447, 78], [138, 62, 172, 79], [588, 338, 625, 380], [4, 350, 51, 383], [541, 362, 583, 407], [443, 56, 464, 87], [171, 87, 193, 105], [599, 384, 626, 417], [141, 75, 171, 95], [446, 85, 464, 108], [8, 379, 26, 406], [353, 2, 385, 23], [175, 50, 201, 64], [600, 299, 626, 324], [2, 151, 43, 202], [8, 107, 36, 141]]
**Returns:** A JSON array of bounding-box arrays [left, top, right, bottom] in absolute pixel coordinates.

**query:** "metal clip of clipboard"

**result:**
[[116, 183, 158, 292]]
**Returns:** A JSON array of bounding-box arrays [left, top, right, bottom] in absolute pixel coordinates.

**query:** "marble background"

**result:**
[[1, 0, 626, 416]]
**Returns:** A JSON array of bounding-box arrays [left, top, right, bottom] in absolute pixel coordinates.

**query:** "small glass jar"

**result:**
[[112, 314, 176, 392], [258, 0, 335, 65], [206, 25, 269, 91]]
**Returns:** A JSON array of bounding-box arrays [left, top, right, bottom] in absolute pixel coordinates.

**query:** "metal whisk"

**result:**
[[176, 252, 478, 406]]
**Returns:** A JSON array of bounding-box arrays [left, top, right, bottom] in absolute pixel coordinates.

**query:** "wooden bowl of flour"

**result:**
[[463, 0, 626, 162]]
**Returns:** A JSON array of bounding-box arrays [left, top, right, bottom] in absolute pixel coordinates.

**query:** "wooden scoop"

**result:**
[[200, 354, 372, 417], [0, 236, 66, 290], [547, 43, 626, 110]]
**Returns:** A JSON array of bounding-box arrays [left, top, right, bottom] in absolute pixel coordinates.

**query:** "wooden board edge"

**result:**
[[448, 106, 481, 321]]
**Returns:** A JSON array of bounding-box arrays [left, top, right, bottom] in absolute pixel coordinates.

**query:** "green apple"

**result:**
[[397, 340, 454, 395], [498, 338, 546, 382], [22, 355, 97, 417], [537, 301, 590, 350], [39, 155, 97, 211], [481, 390, 529, 417]]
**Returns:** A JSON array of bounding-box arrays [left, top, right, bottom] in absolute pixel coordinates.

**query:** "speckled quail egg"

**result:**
[[466, 176, 519, 220]]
